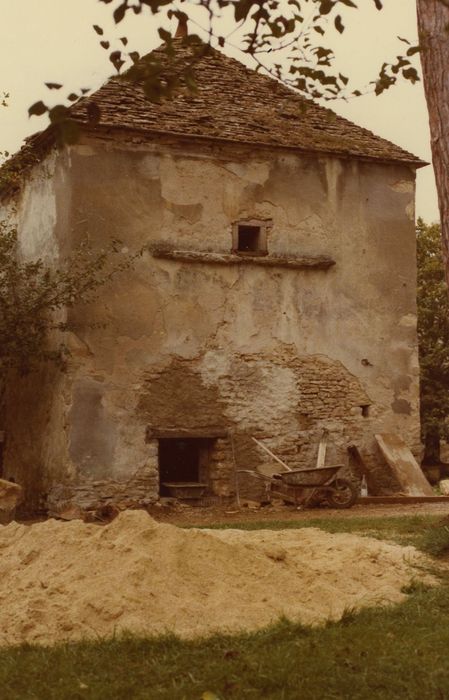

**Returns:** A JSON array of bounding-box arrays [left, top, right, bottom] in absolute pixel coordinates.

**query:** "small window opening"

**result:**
[[237, 225, 262, 253], [360, 405, 370, 418], [232, 220, 269, 256]]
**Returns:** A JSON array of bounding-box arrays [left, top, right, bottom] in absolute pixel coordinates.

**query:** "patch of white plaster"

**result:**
[[17, 153, 59, 263], [406, 201, 415, 221], [200, 351, 231, 385], [390, 180, 414, 194], [219, 160, 270, 185], [325, 159, 344, 213], [70, 145, 96, 157], [399, 314, 417, 329], [138, 155, 160, 179]]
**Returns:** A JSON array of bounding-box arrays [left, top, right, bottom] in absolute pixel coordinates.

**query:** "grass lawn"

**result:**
[[198, 513, 449, 557], [1, 515, 449, 700]]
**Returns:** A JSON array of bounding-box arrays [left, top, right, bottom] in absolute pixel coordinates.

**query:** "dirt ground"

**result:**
[[147, 500, 449, 526]]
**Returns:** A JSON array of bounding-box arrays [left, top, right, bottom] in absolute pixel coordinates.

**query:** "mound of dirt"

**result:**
[[0, 511, 433, 646]]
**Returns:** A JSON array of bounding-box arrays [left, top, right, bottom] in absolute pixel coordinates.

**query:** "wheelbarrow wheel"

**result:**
[[327, 478, 357, 509]]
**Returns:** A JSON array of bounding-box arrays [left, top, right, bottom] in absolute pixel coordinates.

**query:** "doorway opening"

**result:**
[[158, 438, 212, 496]]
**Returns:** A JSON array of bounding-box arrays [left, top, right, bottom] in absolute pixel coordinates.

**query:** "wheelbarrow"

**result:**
[[271, 465, 357, 509]]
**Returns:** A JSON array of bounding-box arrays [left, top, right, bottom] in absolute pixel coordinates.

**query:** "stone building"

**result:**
[[0, 39, 425, 512]]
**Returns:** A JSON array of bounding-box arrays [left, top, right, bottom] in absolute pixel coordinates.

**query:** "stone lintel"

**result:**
[[146, 427, 228, 440], [151, 247, 335, 270]]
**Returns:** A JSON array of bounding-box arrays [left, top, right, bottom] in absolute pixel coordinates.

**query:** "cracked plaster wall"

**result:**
[[0, 149, 75, 509], [2, 135, 421, 508]]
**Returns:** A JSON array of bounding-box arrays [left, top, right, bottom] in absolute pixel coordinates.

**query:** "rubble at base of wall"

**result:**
[[46, 466, 159, 516]]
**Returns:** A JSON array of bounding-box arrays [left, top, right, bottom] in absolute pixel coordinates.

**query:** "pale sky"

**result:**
[[0, 0, 439, 222]]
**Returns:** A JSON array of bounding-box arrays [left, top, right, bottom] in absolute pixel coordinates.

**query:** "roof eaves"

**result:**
[[0, 128, 57, 204], [78, 122, 428, 169]]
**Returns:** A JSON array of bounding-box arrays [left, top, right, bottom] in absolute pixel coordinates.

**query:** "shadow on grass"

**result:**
[[195, 514, 449, 558], [1, 584, 449, 700], [3, 515, 449, 699]]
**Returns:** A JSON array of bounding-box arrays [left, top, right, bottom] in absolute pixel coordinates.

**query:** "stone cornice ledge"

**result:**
[[151, 247, 335, 270]]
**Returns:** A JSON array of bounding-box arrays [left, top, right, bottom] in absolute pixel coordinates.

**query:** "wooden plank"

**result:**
[[251, 437, 292, 472], [357, 495, 449, 504], [375, 433, 434, 497], [316, 433, 327, 468]]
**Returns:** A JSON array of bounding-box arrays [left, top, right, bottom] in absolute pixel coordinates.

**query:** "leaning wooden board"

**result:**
[[375, 433, 434, 496]]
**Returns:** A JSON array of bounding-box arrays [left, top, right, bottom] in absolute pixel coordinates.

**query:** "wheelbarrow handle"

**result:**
[[251, 437, 293, 471]]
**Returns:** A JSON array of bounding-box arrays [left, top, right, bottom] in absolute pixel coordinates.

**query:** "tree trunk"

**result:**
[[416, 0, 449, 287]]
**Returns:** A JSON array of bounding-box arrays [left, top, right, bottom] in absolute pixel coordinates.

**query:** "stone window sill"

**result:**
[[151, 247, 335, 270]]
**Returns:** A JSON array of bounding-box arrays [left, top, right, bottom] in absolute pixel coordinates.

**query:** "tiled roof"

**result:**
[[70, 40, 425, 167], [0, 39, 425, 202]]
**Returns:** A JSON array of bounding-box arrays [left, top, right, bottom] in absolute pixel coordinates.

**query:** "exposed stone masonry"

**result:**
[[46, 347, 398, 513], [0, 116, 421, 511], [47, 462, 158, 515], [46, 436, 236, 513]]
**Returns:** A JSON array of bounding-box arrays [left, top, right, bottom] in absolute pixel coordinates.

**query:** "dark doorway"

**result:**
[[159, 438, 205, 496]]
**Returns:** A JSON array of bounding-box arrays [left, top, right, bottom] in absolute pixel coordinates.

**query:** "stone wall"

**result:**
[[47, 464, 158, 515], [138, 349, 400, 497], [2, 134, 421, 510]]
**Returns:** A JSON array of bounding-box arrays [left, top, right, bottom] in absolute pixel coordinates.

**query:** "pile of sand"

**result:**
[[0, 511, 434, 646]]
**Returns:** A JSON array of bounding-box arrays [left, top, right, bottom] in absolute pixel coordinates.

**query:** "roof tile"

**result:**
[[70, 41, 424, 166], [0, 39, 426, 202]]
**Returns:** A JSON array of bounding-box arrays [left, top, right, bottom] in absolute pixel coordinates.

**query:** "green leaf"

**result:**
[[113, 2, 127, 23], [184, 71, 197, 92], [143, 79, 165, 103], [234, 0, 255, 22], [58, 119, 81, 145], [87, 103, 101, 124], [49, 105, 69, 124], [158, 28, 172, 41], [109, 50, 125, 71], [402, 66, 419, 83], [319, 0, 334, 15], [28, 101, 48, 117], [335, 15, 345, 33]]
